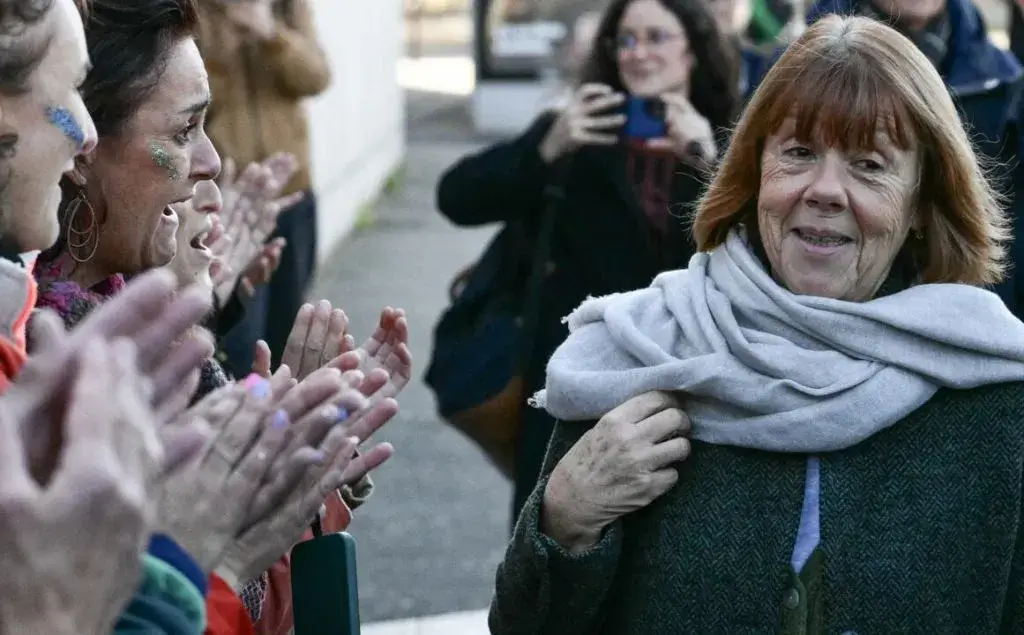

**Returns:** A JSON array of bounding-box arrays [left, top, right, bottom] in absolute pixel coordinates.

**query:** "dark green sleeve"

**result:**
[[488, 418, 623, 635], [1000, 469, 1024, 631], [113, 555, 206, 634]]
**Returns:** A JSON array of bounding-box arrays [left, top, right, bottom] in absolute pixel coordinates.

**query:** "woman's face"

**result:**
[[82, 36, 220, 276], [706, 0, 752, 36], [0, 0, 97, 252], [615, 0, 694, 97], [168, 178, 219, 292], [873, 0, 946, 30], [757, 116, 921, 301]]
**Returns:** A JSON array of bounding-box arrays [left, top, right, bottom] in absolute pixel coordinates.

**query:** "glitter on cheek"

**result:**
[[148, 140, 183, 181], [45, 106, 85, 148]]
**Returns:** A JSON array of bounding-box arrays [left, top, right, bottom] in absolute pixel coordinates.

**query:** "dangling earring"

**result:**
[[914, 227, 924, 241], [65, 188, 99, 263]]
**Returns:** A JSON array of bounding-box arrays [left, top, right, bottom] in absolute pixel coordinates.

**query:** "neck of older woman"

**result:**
[[59, 250, 120, 290]]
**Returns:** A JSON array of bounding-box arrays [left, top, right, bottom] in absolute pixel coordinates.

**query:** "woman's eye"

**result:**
[[782, 146, 812, 159], [855, 158, 884, 172], [174, 123, 198, 145]]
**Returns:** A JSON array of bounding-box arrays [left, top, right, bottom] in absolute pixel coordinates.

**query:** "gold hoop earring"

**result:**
[[65, 189, 99, 263]]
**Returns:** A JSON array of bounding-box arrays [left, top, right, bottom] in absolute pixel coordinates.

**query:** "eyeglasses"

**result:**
[[607, 28, 685, 53]]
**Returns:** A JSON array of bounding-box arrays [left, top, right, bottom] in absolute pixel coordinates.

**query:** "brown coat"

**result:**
[[196, 0, 331, 195]]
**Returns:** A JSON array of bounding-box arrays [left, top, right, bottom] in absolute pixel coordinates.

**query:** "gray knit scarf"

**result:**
[[532, 228, 1024, 452]]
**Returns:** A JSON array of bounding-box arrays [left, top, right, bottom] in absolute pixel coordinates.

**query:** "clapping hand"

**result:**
[[208, 154, 301, 306], [0, 337, 205, 635], [21, 269, 212, 482]]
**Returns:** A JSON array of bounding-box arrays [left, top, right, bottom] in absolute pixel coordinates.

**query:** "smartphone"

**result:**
[[622, 96, 668, 141], [291, 531, 361, 635]]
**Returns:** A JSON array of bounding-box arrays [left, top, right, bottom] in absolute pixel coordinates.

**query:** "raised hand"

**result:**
[[0, 338, 187, 635], [214, 426, 372, 589], [155, 377, 289, 573], [209, 154, 300, 306], [21, 270, 212, 482], [281, 301, 351, 382], [539, 83, 626, 163], [332, 306, 413, 400]]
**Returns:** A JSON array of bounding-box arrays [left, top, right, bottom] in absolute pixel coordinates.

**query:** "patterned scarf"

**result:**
[[30, 255, 228, 401]]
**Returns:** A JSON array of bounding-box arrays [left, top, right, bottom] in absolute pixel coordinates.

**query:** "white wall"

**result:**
[[306, 0, 406, 261]]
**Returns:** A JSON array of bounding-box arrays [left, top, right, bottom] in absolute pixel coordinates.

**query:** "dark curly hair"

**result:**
[[579, 0, 740, 131]]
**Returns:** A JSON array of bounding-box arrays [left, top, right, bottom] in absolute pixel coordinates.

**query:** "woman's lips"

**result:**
[[792, 228, 853, 256]]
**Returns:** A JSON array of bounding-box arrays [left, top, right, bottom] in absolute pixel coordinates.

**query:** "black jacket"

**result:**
[[436, 113, 706, 388]]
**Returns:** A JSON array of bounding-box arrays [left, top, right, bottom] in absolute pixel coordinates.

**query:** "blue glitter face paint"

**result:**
[[45, 106, 85, 149]]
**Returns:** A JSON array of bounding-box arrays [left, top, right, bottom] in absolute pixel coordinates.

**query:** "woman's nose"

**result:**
[[192, 181, 223, 214], [189, 135, 222, 182], [803, 156, 848, 212], [79, 112, 98, 155]]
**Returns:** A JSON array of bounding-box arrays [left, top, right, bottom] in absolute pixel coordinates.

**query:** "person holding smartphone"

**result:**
[[436, 0, 739, 524]]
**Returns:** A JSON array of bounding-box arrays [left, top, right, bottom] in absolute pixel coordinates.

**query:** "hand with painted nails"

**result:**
[[215, 426, 374, 589], [0, 337, 188, 635], [154, 375, 292, 573], [258, 365, 398, 499], [22, 269, 212, 482]]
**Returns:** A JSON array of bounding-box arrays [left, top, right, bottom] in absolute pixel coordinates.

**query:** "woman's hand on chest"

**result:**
[[541, 391, 691, 553]]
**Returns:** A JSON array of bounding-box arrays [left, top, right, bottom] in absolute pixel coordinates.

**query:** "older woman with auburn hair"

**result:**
[[490, 14, 1024, 635]]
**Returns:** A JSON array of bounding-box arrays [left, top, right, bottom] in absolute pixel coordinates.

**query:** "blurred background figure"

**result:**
[[429, 0, 741, 525], [195, 0, 332, 377]]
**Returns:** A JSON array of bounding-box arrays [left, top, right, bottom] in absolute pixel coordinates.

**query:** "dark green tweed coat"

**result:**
[[489, 381, 1024, 634]]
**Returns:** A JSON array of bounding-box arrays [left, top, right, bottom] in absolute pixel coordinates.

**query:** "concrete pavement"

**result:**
[[309, 86, 510, 626]]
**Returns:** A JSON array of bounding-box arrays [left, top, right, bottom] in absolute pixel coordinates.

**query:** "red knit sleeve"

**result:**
[[205, 573, 255, 635]]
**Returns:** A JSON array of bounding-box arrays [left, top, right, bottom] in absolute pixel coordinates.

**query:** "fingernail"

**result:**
[[336, 408, 349, 424], [273, 409, 289, 430], [320, 405, 339, 420], [244, 373, 271, 399], [310, 450, 326, 464]]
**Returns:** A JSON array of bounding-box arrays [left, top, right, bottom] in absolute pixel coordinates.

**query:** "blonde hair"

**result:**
[[693, 14, 1008, 286]]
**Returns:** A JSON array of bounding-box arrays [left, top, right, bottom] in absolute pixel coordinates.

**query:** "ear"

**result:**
[[67, 157, 90, 187]]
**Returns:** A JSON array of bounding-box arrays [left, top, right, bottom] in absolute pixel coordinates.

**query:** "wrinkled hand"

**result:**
[[215, 369, 399, 587], [332, 306, 413, 401], [155, 377, 291, 573], [243, 367, 378, 523], [0, 338, 189, 635], [542, 392, 691, 553], [20, 269, 212, 482], [209, 154, 300, 306], [281, 301, 352, 382], [236, 237, 285, 301], [646, 93, 716, 170], [539, 83, 625, 163], [215, 426, 373, 588]]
